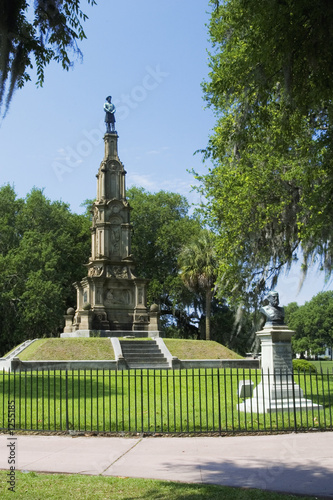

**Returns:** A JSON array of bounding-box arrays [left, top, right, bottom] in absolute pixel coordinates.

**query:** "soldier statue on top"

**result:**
[[260, 291, 285, 326], [104, 96, 116, 133]]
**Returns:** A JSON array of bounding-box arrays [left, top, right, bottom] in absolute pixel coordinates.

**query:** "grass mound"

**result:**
[[18, 338, 115, 361], [14, 337, 241, 361], [164, 339, 242, 360]]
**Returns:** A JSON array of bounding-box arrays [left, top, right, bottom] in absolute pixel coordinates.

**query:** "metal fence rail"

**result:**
[[0, 368, 332, 434]]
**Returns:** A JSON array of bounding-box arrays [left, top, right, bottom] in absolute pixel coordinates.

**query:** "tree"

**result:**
[[286, 292, 333, 358], [196, 0, 333, 303], [209, 299, 254, 355], [0, 0, 95, 117], [178, 230, 217, 340], [0, 185, 90, 354], [127, 187, 203, 336]]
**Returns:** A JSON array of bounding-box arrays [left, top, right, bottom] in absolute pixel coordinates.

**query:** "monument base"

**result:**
[[60, 329, 160, 338], [237, 375, 323, 413]]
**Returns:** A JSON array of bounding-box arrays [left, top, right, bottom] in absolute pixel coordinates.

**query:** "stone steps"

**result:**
[[120, 340, 169, 369], [3, 339, 36, 360]]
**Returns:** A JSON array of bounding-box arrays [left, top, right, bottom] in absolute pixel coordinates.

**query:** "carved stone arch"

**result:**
[[106, 201, 124, 221], [106, 159, 121, 171], [110, 215, 122, 225]]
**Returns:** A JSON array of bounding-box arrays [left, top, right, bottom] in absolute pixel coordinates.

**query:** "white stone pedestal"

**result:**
[[238, 325, 323, 413]]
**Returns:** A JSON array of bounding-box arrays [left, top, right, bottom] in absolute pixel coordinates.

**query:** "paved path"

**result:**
[[1, 432, 333, 498]]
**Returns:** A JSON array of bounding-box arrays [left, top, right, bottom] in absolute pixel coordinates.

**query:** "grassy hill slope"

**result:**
[[164, 339, 242, 360], [18, 338, 115, 361], [16, 338, 241, 361]]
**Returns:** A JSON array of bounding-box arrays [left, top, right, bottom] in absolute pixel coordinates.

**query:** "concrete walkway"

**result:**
[[1, 432, 332, 498]]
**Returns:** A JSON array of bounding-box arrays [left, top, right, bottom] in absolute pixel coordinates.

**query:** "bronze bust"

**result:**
[[260, 291, 285, 326]]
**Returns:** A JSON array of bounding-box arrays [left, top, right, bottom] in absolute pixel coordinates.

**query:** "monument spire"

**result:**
[[62, 99, 154, 335]]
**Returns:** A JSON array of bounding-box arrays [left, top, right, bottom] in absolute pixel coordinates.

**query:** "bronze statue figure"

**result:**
[[104, 96, 116, 133], [260, 291, 285, 326]]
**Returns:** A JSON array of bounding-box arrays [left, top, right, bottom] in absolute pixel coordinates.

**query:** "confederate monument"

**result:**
[[63, 99, 159, 337]]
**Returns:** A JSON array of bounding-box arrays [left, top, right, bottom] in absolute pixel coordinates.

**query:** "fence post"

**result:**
[[291, 368, 297, 433], [65, 370, 69, 432]]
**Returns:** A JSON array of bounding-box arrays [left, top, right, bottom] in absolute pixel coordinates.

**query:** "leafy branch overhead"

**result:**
[[0, 0, 95, 117], [197, 0, 333, 303]]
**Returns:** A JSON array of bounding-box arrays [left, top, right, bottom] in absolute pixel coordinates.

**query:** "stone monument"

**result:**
[[238, 291, 322, 413], [62, 100, 159, 337]]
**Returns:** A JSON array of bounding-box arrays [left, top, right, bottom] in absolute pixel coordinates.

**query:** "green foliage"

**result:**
[[178, 230, 217, 340], [287, 292, 333, 357], [209, 301, 254, 356], [128, 187, 200, 286], [292, 359, 317, 373], [0, 185, 90, 355], [0, 0, 96, 117], [127, 187, 203, 333], [196, 0, 333, 303]]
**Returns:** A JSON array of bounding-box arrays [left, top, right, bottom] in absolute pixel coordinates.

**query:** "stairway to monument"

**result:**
[[119, 340, 170, 369]]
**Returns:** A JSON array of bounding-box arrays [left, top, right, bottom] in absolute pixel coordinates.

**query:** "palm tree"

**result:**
[[178, 230, 217, 340]]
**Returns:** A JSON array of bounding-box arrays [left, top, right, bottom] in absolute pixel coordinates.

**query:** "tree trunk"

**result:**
[[205, 289, 212, 341]]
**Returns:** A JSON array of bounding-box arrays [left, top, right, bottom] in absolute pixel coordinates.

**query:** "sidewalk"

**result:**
[[1, 432, 332, 498]]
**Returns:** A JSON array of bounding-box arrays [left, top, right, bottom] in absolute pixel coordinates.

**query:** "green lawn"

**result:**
[[164, 339, 242, 360], [0, 471, 318, 500], [1, 369, 332, 434], [18, 338, 115, 361], [310, 360, 333, 372]]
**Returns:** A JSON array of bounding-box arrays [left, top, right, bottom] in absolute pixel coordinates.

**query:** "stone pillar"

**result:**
[[63, 308, 75, 333], [148, 304, 160, 333], [80, 310, 93, 330]]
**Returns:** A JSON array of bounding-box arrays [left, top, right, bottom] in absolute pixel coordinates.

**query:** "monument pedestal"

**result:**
[[60, 329, 160, 338], [238, 325, 323, 413]]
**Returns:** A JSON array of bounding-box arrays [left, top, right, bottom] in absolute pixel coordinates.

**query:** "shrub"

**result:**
[[293, 359, 317, 373]]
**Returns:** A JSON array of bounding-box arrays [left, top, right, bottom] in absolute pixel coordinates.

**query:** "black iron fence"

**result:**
[[0, 368, 332, 434]]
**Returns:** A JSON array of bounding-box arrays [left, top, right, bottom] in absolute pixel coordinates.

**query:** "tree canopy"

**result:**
[[0, 185, 90, 355], [127, 187, 252, 351], [0, 0, 95, 117], [178, 230, 217, 340], [196, 0, 333, 303], [127, 187, 201, 333]]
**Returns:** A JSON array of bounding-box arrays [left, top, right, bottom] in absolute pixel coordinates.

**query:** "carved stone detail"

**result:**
[[104, 288, 132, 306], [88, 264, 104, 277], [106, 265, 129, 279]]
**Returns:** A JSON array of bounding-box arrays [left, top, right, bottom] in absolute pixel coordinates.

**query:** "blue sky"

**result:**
[[0, 0, 332, 306]]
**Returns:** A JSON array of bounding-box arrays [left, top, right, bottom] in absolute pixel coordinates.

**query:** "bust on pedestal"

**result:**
[[238, 291, 322, 413]]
